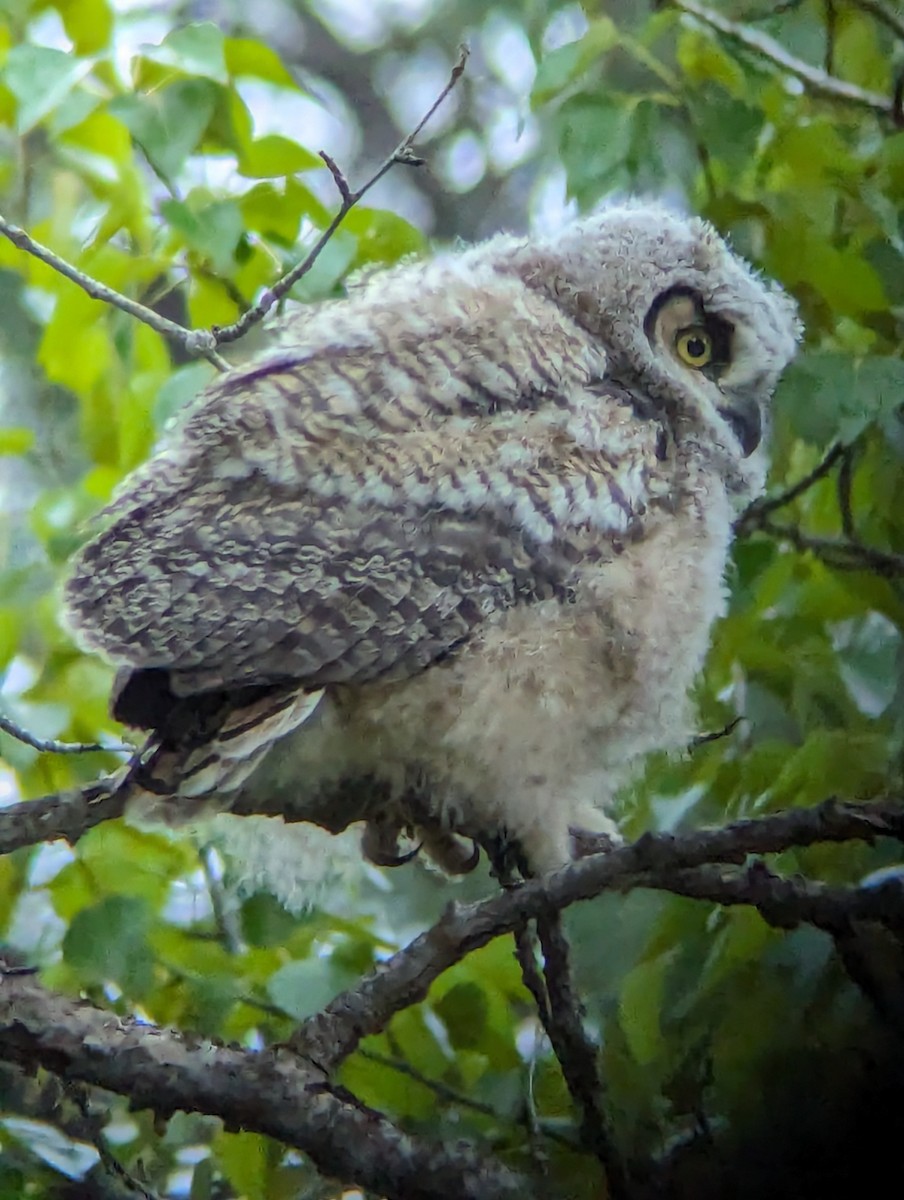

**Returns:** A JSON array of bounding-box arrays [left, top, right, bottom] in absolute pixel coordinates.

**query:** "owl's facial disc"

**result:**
[[646, 287, 762, 457]]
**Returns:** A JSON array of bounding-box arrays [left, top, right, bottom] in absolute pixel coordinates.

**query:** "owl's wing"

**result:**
[[64, 375, 657, 712]]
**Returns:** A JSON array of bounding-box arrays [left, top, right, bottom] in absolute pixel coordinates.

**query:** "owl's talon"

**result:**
[[369, 841, 423, 868], [569, 825, 625, 858]]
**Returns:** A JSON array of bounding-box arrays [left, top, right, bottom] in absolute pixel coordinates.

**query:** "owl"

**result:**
[[63, 202, 800, 875]]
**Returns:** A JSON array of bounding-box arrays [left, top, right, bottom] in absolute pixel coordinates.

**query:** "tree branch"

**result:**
[[0, 778, 126, 856], [736, 442, 844, 532], [535, 909, 629, 1196], [0, 47, 468, 365], [183, 43, 468, 347], [0, 970, 525, 1200], [291, 796, 904, 1067], [758, 520, 904, 578], [0, 214, 227, 367], [0, 712, 134, 756], [672, 0, 898, 118], [847, 0, 904, 43]]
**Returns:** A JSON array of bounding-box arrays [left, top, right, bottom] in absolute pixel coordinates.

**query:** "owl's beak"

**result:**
[[717, 388, 762, 457]]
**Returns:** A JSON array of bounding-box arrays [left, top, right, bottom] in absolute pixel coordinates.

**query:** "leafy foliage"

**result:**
[[1, 1, 903, 1197]]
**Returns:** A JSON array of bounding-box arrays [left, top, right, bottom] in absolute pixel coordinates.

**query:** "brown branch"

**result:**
[[3, 800, 902, 1195], [0, 214, 228, 368], [736, 442, 844, 533], [847, 0, 904, 43], [210, 45, 469, 346], [0, 47, 468, 366], [535, 909, 629, 1197], [0, 778, 127, 855], [291, 797, 904, 1068], [760, 520, 904, 578], [672, 0, 897, 118], [0, 970, 525, 1200], [691, 717, 742, 749], [0, 712, 134, 756], [837, 445, 857, 539]]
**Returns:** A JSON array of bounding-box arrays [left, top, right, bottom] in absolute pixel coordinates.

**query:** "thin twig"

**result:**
[[848, 0, 904, 43], [761, 520, 904, 578], [359, 1047, 500, 1118], [67, 1083, 160, 1200], [736, 442, 844, 532], [211, 44, 469, 346], [672, 0, 897, 117], [199, 843, 243, 955], [535, 909, 630, 1197], [0, 712, 134, 756], [691, 717, 742, 749], [357, 1046, 580, 1151], [824, 0, 837, 74], [0, 214, 226, 368], [0, 47, 468, 369], [837, 444, 857, 539]]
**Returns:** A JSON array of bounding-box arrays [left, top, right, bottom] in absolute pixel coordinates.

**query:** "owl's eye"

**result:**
[[675, 328, 713, 368]]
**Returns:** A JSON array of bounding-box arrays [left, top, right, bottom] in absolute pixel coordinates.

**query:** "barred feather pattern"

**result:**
[[63, 202, 801, 872]]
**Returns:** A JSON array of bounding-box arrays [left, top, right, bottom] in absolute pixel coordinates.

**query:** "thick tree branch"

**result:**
[[292, 796, 904, 1067], [0, 971, 524, 1200], [3, 799, 902, 1196], [0, 778, 126, 856], [673, 0, 898, 118]]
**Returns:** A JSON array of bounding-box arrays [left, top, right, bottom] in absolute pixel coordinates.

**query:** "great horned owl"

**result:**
[[63, 202, 800, 874]]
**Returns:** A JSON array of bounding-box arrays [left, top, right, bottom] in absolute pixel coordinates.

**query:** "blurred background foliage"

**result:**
[[1, 0, 903, 1196]]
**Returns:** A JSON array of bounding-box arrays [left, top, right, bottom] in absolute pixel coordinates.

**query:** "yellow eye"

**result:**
[[675, 328, 713, 368]]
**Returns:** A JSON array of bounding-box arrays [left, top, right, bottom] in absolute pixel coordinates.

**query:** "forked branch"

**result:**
[[0, 47, 468, 367]]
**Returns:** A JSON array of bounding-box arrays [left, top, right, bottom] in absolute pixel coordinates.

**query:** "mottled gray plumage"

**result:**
[[64, 201, 800, 872]]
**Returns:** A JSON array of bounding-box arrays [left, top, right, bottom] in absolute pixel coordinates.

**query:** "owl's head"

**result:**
[[517, 200, 801, 486]]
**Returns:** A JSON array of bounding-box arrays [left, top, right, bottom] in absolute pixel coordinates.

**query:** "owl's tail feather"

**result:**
[[107, 671, 324, 824]]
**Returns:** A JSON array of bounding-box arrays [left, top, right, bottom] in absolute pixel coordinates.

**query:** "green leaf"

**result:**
[[109, 79, 218, 182], [225, 37, 299, 88], [142, 22, 228, 84], [555, 96, 636, 207], [677, 28, 746, 96], [214, 1130, 276, 1200], [434, 982, 488, 1051], [55, 0, 113, 54], [153, 361, 215, 431], [237, 133, 321, 178], [0, 427, 33, 455], [532, 18, 619, 106], [619, 953, 672, 1065], [2, 45, 92, 133], [161, 197, 244, 273], [63, 895, 153, 995], [267, 957, 342, 1020], [774, 353, 904, 447], [344, 206, 426, 267]]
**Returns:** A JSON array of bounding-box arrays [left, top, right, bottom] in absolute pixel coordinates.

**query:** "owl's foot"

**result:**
[[569, 823, 625, 858], [361, 818, 422, 867], [421, 831, 481, 875]]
